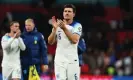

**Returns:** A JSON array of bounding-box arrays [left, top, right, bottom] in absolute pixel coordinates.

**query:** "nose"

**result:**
[[66, 11, 69, 14]]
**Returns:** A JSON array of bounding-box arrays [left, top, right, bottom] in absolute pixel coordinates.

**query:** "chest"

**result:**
[[56, 25, 74, 40], [23, 34, 40, 46]]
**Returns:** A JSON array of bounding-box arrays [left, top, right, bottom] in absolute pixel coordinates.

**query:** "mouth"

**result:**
[[65, 16, 69, 18], [26, 29, 30, 31], [13, 31, 16, 33]]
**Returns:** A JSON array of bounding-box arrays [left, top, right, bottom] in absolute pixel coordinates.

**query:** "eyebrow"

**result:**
[[15, 25, 19, 26]]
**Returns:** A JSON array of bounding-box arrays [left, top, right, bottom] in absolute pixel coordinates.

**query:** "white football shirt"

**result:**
[[1, 34, 26, 67], [54, 21, 82, 63]]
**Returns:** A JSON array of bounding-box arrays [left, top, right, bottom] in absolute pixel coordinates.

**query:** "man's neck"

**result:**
[[8, 31, 15, 37]]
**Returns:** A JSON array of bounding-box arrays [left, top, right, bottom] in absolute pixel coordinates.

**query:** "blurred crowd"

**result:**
[[82, 31, 133, 76]]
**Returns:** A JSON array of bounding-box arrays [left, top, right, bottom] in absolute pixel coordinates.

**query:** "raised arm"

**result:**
[[48, 16, 58, 45], [18, 37, 26, 51]]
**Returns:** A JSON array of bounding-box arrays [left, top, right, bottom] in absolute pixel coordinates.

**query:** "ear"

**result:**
[[73, 13, 75, 17], [10, 26, 12, 30], [32, 23, 35, 27]]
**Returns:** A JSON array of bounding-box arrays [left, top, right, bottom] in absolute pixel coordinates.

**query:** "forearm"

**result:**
[[63, 28, 78, 44], [18, 37, 26, 51], [48, 30, 56, 45]]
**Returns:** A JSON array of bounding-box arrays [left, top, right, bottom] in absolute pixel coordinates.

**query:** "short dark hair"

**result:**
[[63, 4, 76, 13], [9, 21, 19, 27]]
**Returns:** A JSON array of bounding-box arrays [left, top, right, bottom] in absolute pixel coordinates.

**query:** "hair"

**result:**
[[63, 4, 76, 13], [25, 18, 34, 23], [9, 21, 19, 27]]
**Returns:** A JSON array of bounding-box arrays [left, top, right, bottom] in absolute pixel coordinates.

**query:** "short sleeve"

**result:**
[[72, 23, 82, 36]]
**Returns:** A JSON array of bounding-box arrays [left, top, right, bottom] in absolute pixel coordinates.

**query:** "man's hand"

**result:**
[[51, 16, 59, 30], [57, 19, 66, 30], [41, 65, 48, 73], [14, 29, 21, 38]]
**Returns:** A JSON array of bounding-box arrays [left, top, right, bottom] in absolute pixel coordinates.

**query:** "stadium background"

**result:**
[[0, 0, 133, 80]]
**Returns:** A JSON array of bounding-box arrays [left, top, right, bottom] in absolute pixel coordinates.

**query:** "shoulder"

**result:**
[[70, 21, 82, 28], [36, 32, 44, 39], [80, 38, 85, 42], [75, 22, 82, 28], [75, 21, 82, 25], [2, 34, 10, 41]]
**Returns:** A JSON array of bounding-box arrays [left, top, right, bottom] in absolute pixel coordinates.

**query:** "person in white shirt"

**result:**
[[1, 21, 26, 80], [48, 4, 82, 80]]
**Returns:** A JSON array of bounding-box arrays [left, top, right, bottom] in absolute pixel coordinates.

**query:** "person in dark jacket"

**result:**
[[20, 18, 48, 80], [78, 37, 86, 74]]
